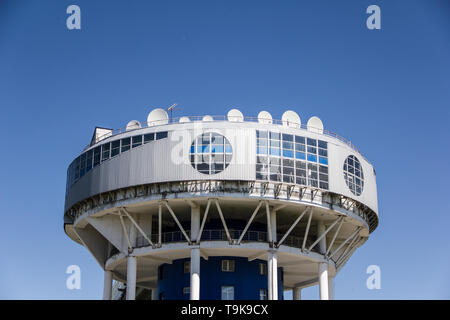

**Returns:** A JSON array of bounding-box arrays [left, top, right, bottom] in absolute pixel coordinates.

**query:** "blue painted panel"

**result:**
[[157, 256, 284, 300], [295, 152, 305, 160], [319, 156, 328, 165], [307, 154, 317, 162], [283, 150, 294, 158]]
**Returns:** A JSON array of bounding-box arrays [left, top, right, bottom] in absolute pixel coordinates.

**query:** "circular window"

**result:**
[[343, 155, 364, 196], [190, 132, 232, 175]]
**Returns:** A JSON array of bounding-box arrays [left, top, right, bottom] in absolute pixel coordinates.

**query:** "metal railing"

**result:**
[[134, 229, 315, 252], [85, 115, 365, 160]]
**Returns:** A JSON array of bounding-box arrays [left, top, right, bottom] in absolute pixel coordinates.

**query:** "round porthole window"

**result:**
[[190, 132, 232, 174], [343, 155, 364, 196]]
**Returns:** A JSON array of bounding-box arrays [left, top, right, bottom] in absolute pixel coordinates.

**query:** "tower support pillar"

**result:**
[[318, 262, 329, 300], [328, 276, 334, 300], [293, 287, 302, 300], [103, 270, 112, 300], [268, 207, 278, 300], [126, 256, 137, 300], [190, 204, 201, 300]]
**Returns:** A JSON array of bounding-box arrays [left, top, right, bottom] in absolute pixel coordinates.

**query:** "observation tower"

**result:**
[[63, 108, 378, 300]]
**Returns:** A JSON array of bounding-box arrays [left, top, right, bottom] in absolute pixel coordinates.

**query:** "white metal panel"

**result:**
[[66, 122, 378, 217]]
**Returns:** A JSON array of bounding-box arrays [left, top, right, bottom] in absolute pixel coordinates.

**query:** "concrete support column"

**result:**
[[151, 288, 158, 300], [267, 207, 278, 300], [103, 270, 112, 300], [126, 256, 137, 300], [190, 204, 201, 300], [293, 287, 302, 300], [318, 262, 329, 300], [316, 220, 329, 300], [190, 247, 200, 300], [267, 250, 278, 300], [328, 276, 334, 300]]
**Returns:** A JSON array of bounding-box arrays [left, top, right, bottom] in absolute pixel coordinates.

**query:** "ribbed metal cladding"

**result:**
[[64, 121, 378, 221]]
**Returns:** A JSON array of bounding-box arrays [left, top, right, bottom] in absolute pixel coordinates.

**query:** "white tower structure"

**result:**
[[64, 109, 378, 300]]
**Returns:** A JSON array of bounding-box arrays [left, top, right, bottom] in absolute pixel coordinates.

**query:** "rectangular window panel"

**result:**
[[222, 260, 235, 272], [197, 163, 209, 171], [309, 179, 318, 187], [320, 181, 329, 189], [184, 261, 190, 274], [212, 145, 224, 153], [93, 146, 101, 167], [318, 148, 328, 157], [296, 169, 306, 177], [256, 130, 268, 139], [319, 165, 328, 174], [269, 157, 280, 165], [295, 143, 305, 152], [296, 177, 307, 185], [156, 131, 168, 140], [211, 134, 224, 144], [307, 154, 317, 162], [260, 289, 267, 300], [74, 157, 80, 180], [144, 133, 154, 143], [111, 140, 120, 157], [259, 263, 267, 275], [282, 133, 293, 141], [319, 156, 328, 165], [80, 153, 86, 177], [318, 140, 327, 149], [270, 132, 280, 140], [270, 165, 281, 174], [132, 135, 143, 148], [295, 136, 305, 144], [256, 172, 267, 180], [282, 149, 294, 158], [102, 143, 110, 161], [257, 147, 268, 155], [256, 138, 267, 146], [211, 163, 224, 172], [283, 175, 295, 183], [307, 138, 317, 146], [211, 154, 224, 163], [282, 141, 293, 150], [295, 152, 306, 160], [257, 156, 268, 164], [270, 140, 280, 148], [270, 174, 281, 181], [221, 286, 234, 300], [121, 138, 131, 152], [283, 166, 294, 175], [283, 159, 294, 167], [256, 164, 268, 172], [296, 161, 306, 169], [270, 148, 281, 156], [307, 146, 317, 154], [86, 150, 93, 172]]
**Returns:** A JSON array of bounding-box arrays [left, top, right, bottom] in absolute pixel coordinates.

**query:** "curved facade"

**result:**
[[63, 110, 379, 300]]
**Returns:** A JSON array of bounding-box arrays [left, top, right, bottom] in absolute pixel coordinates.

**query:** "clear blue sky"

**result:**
[[0, 0, 449, 299]]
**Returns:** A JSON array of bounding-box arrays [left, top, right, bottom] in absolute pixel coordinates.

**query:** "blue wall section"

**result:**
[[157, 256, 283, 300]]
